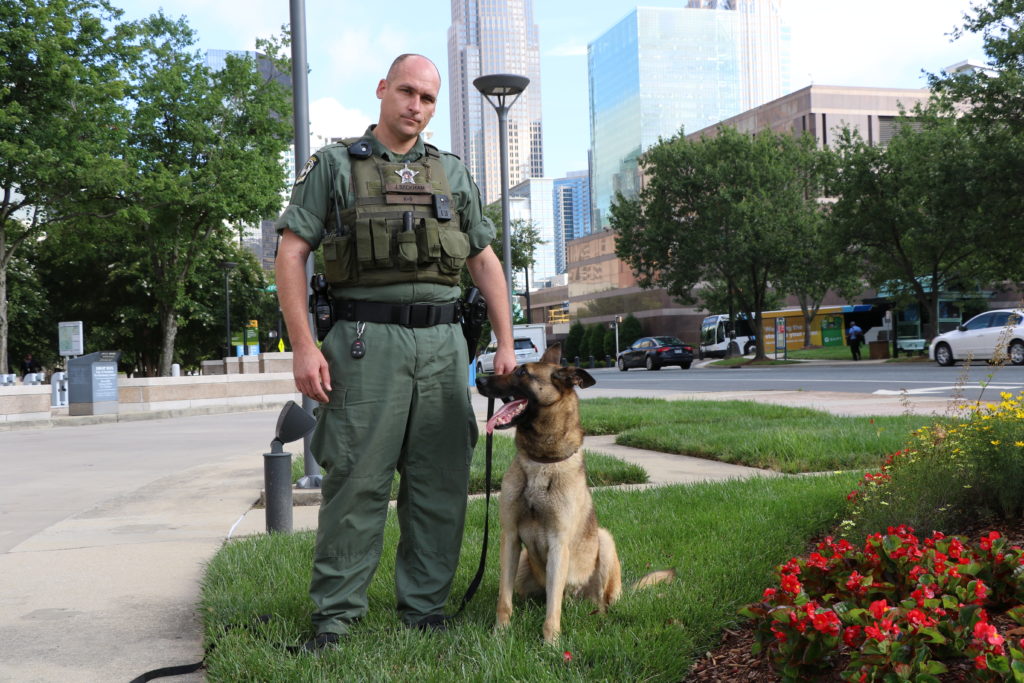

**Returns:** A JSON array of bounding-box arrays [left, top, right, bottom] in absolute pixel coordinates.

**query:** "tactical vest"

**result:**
[[321, 139, 469, 288]]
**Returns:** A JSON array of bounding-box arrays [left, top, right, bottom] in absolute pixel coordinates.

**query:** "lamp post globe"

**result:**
[[473, 73, 530, 324]]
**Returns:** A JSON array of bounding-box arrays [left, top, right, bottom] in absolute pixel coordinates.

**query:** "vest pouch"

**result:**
[[396, 230, 418, 271], [356, 218, 392, 269], [416, 220, 442, 265], [438, 229, 471, 275], [322, 233, 356, 285]]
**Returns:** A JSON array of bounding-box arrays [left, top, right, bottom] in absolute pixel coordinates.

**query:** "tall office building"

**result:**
[[588, 1, 789, 230], [509, 178, 557, 286], [448, 0, 543, 205], [553, 171, 591, 272]]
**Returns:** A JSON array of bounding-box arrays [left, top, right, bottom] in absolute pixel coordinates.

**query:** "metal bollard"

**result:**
[[263, 443, 293, 533], [50, 372, 68, 407], [588, 355, 595, 369], [170, 363, 181, 377], [0, 374, 14, 386]]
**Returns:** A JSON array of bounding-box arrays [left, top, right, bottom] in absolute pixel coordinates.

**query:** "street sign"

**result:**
[[58, 321, 84, 357]]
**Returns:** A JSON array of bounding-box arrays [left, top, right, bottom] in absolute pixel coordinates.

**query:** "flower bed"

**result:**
[[741, 526, 1024, 680]]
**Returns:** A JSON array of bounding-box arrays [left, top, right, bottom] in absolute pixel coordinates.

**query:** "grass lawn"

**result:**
[[206, 398, 938, 680], [579, 398, 938, 473], [201, 472, 861, 682]]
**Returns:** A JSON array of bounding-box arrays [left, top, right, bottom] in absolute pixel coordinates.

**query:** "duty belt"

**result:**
[[332, 300, 460, 328]]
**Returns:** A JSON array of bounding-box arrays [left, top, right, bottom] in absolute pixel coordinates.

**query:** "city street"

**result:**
[[590, 360, 1024, 402]]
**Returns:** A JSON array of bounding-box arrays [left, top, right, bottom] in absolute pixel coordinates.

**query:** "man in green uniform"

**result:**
[[276, 54, 514, 650]]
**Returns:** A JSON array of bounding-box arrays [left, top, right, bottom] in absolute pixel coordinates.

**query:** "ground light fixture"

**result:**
[[473, 73, 530, 321], [264, 400, 316, 533]]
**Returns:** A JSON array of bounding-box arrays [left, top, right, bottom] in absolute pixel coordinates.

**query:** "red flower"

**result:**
[[906, 608, 936, 629], [980, 531, 1001, 551], [843, 625, 862, 647], [974, 620, 1004, 647], [975, 654, 988, 670], [563, 651, 572, 662], [781, 574, 802, 595], [762, 587, 777, 601], [806, 552, 828, 570], [869, 599, 889, 619], [811, 610, 840, 636]]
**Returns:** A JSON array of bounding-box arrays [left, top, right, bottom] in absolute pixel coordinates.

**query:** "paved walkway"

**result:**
[[0, 387, 960, 682]]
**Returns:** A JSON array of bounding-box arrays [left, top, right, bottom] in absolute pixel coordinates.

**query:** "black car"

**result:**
[[617, 336, 694, 371]]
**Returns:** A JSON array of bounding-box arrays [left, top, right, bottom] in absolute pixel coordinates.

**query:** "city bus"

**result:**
[[699, 314, 757, 358]]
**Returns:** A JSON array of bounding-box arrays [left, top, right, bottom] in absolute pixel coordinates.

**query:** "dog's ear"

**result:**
[[541, 343, 562, 365], [553, 366, 595, 390], [571, 367, 596, 389]]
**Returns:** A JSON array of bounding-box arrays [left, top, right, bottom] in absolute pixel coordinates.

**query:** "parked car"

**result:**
[[617, 336, 694, 371], [929, 309, 1024, 366], [476, 337, 543, 373]]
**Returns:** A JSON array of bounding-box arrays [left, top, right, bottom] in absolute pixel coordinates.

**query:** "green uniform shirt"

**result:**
[[276, 126, 495, 304]]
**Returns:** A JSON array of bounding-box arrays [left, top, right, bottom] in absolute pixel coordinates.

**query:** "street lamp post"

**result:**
[[220, 261, 237, 358], [473, 73, 530, 320]]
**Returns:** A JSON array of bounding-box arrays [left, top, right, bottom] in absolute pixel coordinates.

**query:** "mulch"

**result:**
[[683, 519, 1024, 681]]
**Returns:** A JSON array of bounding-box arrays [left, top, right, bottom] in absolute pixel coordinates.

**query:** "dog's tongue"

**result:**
[[485, 399, 528, 434]]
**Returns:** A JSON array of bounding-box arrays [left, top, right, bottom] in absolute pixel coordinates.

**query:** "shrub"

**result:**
[[843, 392, 1024, 540]]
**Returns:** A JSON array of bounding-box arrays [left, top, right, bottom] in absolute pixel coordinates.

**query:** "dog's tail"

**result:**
[[631, 569, 676, 591]]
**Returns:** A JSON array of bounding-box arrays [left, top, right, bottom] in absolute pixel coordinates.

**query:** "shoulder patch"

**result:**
[[294, 154, 318, 185]]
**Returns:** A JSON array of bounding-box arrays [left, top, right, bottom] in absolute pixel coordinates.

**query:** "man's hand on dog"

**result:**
[[492, 345, 516, 375], [293, 345, 332, 403]]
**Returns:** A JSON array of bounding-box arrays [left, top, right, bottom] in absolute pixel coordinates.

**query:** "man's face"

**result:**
[[375, 57, 439, 149]]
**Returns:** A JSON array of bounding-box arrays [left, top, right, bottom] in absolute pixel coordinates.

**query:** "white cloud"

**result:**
[[324, 27, 410, 86], [309, 97, 374, 143]]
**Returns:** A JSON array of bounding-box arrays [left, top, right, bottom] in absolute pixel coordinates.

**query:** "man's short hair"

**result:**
[[386, 54, 441, 85]]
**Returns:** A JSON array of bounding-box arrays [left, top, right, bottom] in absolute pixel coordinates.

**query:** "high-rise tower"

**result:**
[[448, 0, 543, 205], [588, 0, 789, 230]]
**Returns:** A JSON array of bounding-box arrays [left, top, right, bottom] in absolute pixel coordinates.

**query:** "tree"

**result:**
[[563, 320, 585, 362], [828, 112, 1005, 339], [466, 206, 544, 299], [612, 127, 827, 359], [112, 14, 293, 375], [775, 149, 863, 348], [619, 314, 644, 348], [927, 0, 1024, 276], [0, 0, 131, 373]]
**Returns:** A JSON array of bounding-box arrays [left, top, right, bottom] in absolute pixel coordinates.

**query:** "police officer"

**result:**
[[276, 54, 515, 651]]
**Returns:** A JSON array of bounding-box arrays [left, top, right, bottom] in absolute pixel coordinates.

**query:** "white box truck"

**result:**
[[476, 323, 548, 373]]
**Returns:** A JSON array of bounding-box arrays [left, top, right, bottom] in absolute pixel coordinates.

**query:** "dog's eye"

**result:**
[[514, 366, 527, 378]]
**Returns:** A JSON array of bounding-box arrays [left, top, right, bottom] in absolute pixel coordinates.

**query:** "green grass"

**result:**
[[579, 398, 938, 473], [201, 472, 861, 682], [292, 433, 649, 494]]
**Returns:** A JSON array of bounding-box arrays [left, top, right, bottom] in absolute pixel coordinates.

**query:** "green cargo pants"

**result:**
[[309, 317, 477, 635]]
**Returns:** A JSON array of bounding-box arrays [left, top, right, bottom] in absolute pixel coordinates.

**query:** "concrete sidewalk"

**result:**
[[0, 388, 959, 682]]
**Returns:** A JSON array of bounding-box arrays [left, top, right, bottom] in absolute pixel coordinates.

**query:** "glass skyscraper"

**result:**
[[553, 171, 591, 271], [588, 1, 789, 229], [448, 0, 544, 205]]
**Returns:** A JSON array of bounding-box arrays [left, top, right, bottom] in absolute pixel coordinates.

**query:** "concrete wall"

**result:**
[[0, 354, 299, 429]]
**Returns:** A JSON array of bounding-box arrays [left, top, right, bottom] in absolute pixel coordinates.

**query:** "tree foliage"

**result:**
[[110, 14, 292, 374], [828, 111, 1008, 338], [0, 0, 131, 373], [612, 127, 829, 358]]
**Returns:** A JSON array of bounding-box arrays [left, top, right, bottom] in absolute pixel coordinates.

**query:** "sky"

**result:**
[[112, 0, 986, 180]]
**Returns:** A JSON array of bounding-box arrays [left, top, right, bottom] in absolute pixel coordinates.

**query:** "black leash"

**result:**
[[454, 396, 495, 616]]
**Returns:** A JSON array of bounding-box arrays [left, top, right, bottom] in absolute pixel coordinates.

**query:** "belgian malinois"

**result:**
[[476, 344, 673, 643]]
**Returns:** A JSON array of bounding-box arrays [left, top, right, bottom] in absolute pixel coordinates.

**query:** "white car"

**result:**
[[476, 338, 543, 373], [929, 309, 1024, 366]]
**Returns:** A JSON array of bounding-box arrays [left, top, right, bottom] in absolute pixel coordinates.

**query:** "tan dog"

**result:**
[[476, 344, 672, 643]]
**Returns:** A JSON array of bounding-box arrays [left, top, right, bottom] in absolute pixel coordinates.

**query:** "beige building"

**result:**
[[528, 85, 931, 345]]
